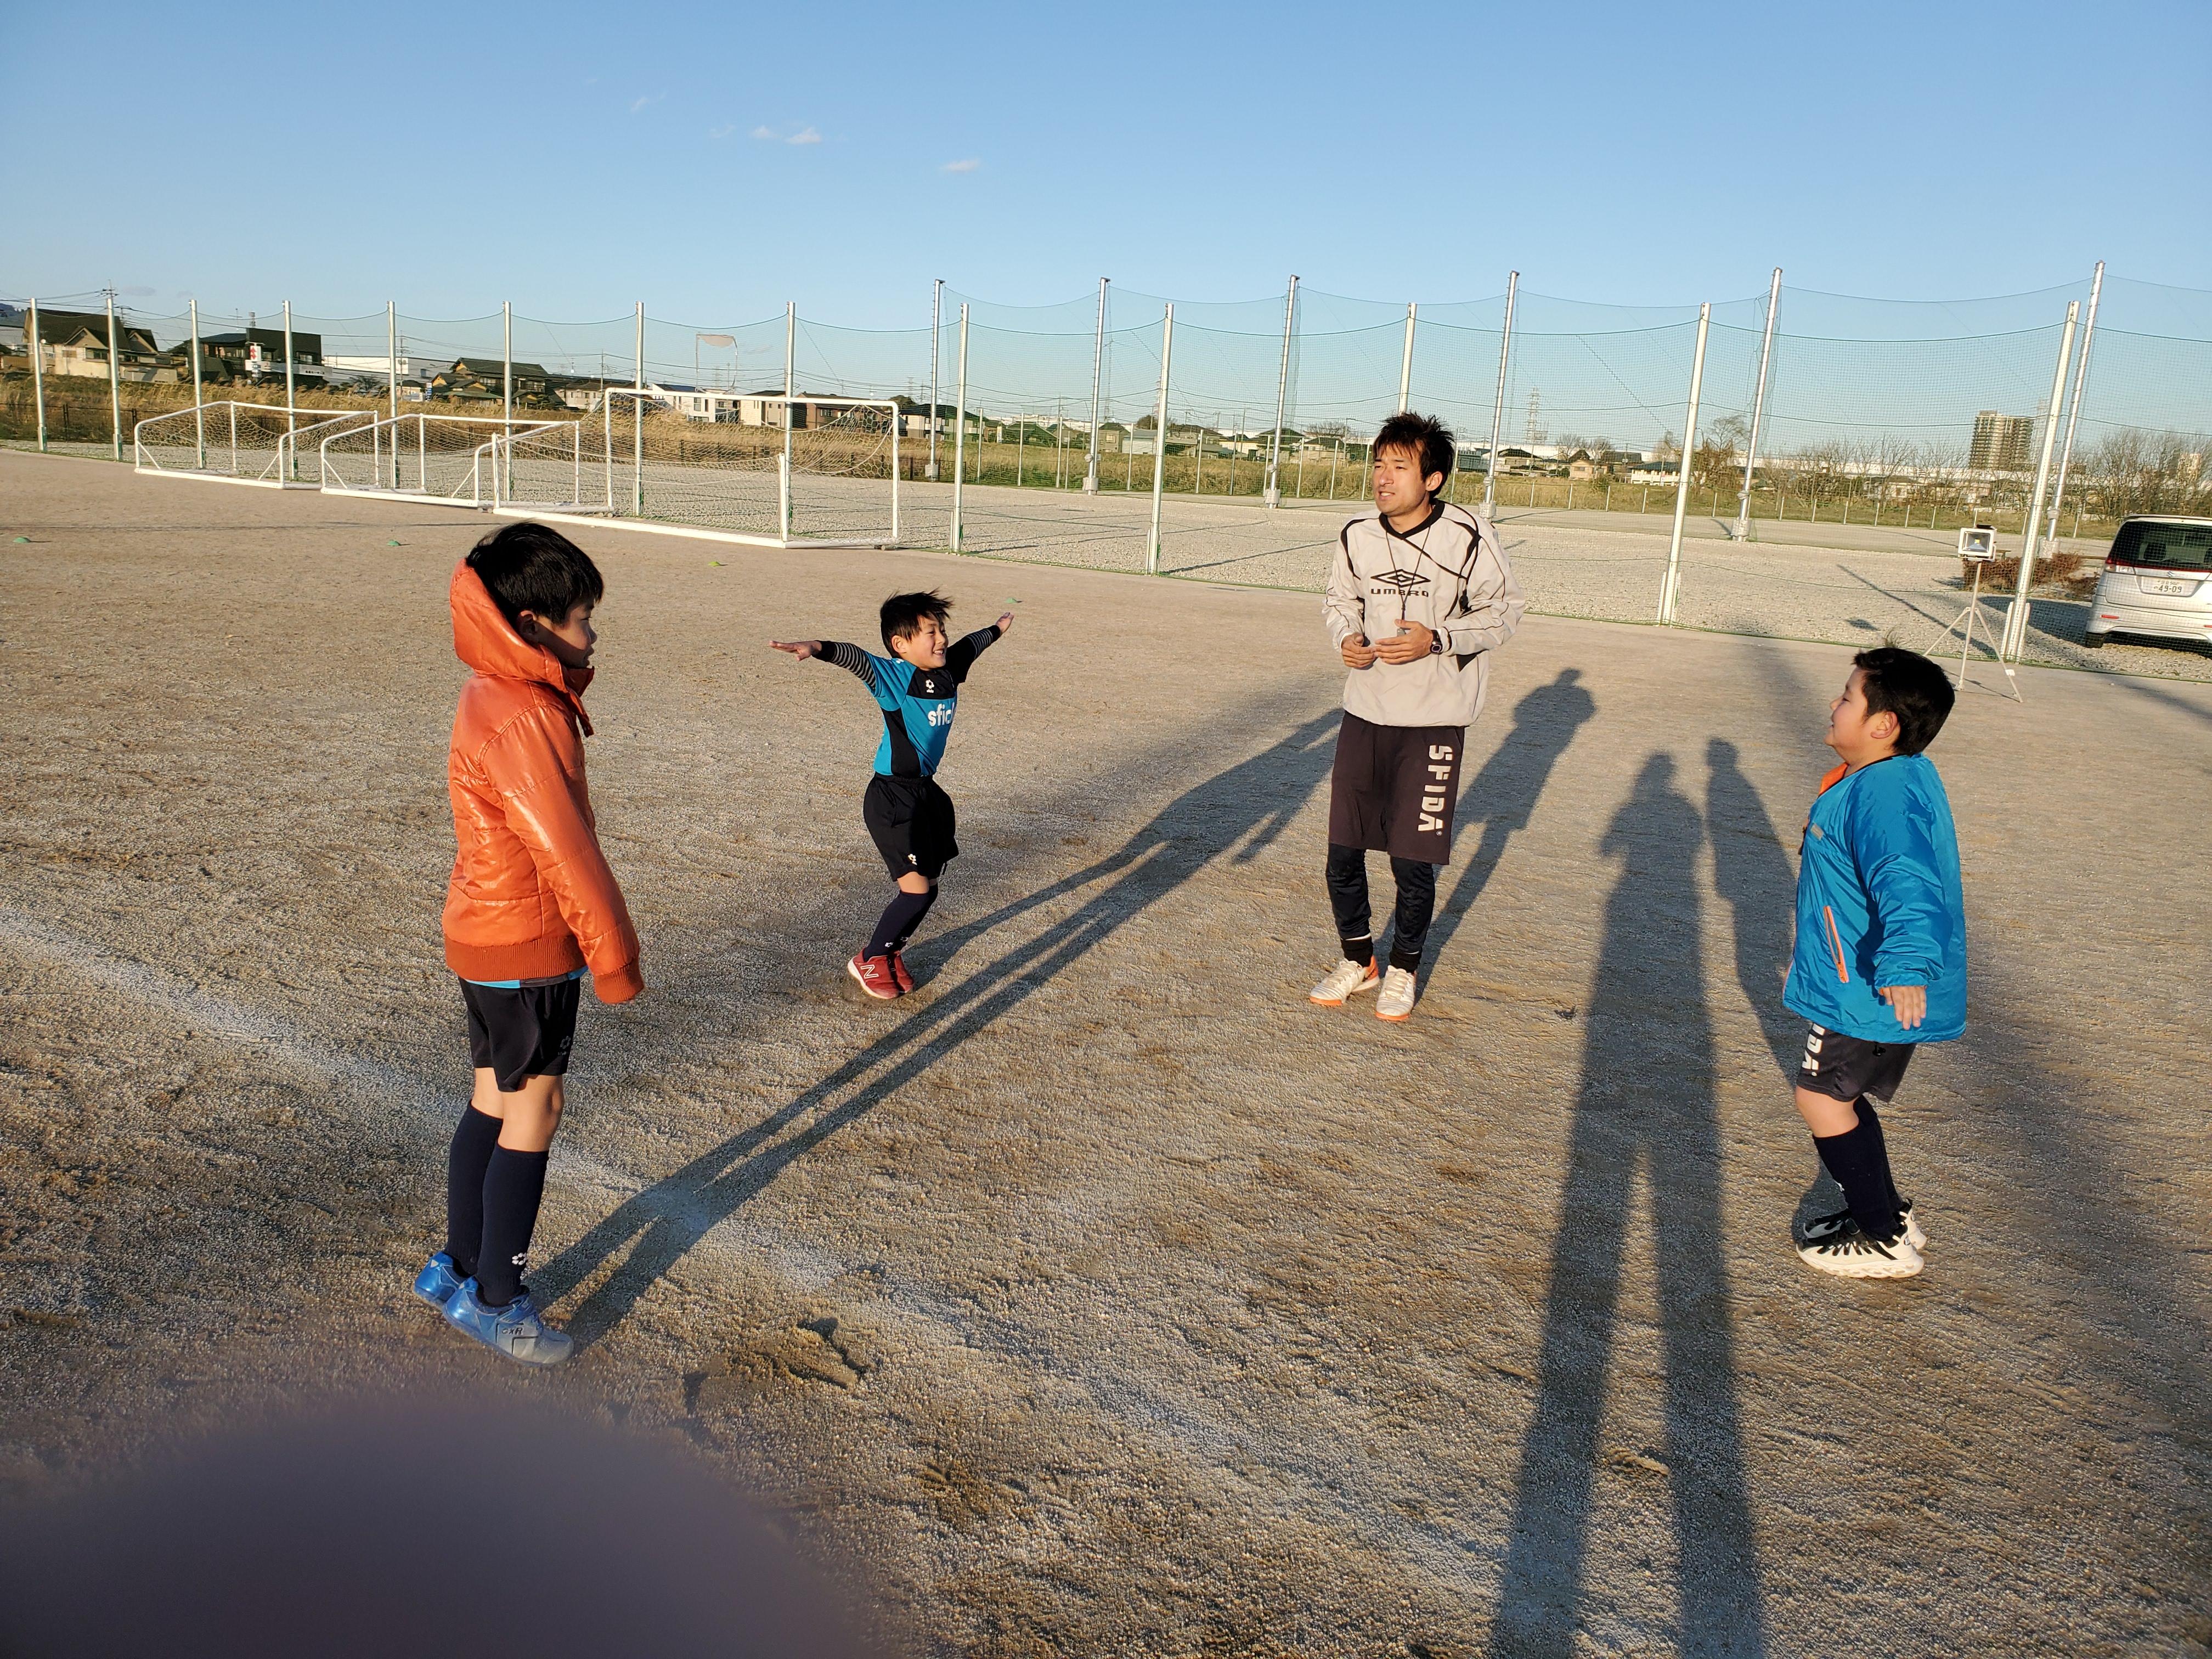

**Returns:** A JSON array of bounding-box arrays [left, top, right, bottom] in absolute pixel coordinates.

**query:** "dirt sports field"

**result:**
[[2, 448, 2208, 1657]]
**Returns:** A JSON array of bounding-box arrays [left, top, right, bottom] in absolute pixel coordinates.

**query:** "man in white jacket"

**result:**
[[1311, 412, 1526, 1021]]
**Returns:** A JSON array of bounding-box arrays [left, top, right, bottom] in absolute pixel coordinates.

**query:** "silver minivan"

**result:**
[[2084, 516, 2212, 650]]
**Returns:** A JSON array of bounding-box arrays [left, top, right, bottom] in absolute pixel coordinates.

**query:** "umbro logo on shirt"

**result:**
[[1369, 568, 1428, 593]]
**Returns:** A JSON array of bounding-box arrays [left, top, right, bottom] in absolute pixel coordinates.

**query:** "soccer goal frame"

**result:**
[[484, 387, 905, 550], [134, 402, 375, 490], [318, 413, 574, 509]]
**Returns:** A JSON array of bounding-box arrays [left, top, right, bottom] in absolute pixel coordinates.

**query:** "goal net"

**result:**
[[134, 402, 371, 488], [319, 413, 572, 506], [491, 389, 903, 548]]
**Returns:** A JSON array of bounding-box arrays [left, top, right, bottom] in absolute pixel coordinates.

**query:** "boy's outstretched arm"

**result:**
[[945, 614, 1014, 676], [771, 637, 883, 691]]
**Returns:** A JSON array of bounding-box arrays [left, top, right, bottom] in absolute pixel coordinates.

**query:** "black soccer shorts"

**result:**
[[461, 977, 580, 1094], [1796, 1022, 1914, 1104]]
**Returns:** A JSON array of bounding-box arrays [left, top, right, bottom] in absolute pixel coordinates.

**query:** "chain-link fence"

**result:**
[[6, 271, 2209, 678]]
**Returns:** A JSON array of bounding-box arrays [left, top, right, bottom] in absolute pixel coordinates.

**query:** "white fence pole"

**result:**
[[633, 302, 645, 515], [950, 304, 970, 550], [1147, 304, 1175, 575], [927, 279, 943, 481], [1733, 267, 1782, 541], [1481, 272, 1516, 517], [106, 290, 123, 461], [1265, 274, 1298, 507], [189, 298, 205, 469], [281, 299, 296, 475], [2001, 301, 2080, 663], [27, 298, 46, 453], [1084, 276, 1107, 494], [2042, 261, 2102, 560], [1657, 302, 1711, 625], [780, 301, 795, 541], [386, 301, 398, 487], [1396, 302, 1417, 414]]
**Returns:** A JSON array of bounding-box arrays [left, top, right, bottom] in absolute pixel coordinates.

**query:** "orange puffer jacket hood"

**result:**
[[441, 561, 642, 1002]]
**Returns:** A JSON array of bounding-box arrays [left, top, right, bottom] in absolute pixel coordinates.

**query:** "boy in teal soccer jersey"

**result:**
[[1785, 646, 1967, 1280], [773, 590, 1011, 1000]]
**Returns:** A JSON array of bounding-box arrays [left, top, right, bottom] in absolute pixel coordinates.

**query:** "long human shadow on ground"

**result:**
[[534, 712, 1343, 1346], [1491, 754, 1766, 1658], [1706, 738, 1844, 1232], [1412, 668, 1597, 982]]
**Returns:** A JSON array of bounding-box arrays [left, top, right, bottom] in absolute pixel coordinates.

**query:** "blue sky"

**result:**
[[7, 0, 2207, 326]]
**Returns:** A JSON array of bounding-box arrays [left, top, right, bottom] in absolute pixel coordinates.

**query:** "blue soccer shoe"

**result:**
[[442, 1280, 575, 1368]]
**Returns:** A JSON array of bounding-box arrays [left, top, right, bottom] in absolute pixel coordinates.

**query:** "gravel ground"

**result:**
[[2, 450, 2209, 1656]]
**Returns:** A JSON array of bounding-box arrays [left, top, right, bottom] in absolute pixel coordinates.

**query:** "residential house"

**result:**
[[430, 357, 560, 407], [24, 309, 176, 383], [195, 327, 326, 384]]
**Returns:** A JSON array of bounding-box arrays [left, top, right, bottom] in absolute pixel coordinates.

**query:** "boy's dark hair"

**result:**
[[1373, 411, 1455, 488], [1854, 646, 1955, 755], [880, 589, 952, 650], [467, 522, 604, 630]]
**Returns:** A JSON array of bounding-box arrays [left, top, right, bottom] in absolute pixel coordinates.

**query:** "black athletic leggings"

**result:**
[[1326, 843, 1438, 973]]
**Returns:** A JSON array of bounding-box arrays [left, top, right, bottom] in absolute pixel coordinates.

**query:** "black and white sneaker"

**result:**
[[1800, 1198, 1925, 1252], [1796, 1217, 1924, 1279]]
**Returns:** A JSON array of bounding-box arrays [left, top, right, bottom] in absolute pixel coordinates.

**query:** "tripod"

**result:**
[[1932, 558, 2021, 702]]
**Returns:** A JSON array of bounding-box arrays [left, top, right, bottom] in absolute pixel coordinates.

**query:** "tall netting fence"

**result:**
[[6, 274, 2209, 676]]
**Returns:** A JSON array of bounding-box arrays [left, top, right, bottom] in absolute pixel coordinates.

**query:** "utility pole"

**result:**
[[1083, 276, 1107, 494], [2042, 261, 2103, 562], [1396, 302, 1417, 413], [927, 279, 943, 481], [105, 289, 123, 461], [1265, 275, 1298, 507], [1732, 267, 1782, 541], [1481, 272, 1516, 517], [2000, 301, 2080, 664]]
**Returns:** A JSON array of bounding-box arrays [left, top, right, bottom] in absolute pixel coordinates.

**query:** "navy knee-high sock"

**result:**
[[1857, 1094, 1905, 1210], [476, 1147, 550, 1308], [1813, 1114, 1903, 1243], [868, 887, 936, 957], [443, 1107, 502, 1277]]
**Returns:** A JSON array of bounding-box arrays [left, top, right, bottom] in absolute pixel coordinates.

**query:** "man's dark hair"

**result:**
[[880, 589, 952, 650], [1854, 646, 1955, 755], [1373, 411, 1455, 488], [466, 522, 604, 630]]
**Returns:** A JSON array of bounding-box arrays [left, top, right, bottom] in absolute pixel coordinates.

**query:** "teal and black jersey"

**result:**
[[821, 625, 1001, 777]]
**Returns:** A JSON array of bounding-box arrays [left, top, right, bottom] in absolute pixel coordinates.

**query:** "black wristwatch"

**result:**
[[1429, 628, 1444, 655]]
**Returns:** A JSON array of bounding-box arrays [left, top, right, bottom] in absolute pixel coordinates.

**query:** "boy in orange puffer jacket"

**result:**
[[411, 522, 642, 1367]]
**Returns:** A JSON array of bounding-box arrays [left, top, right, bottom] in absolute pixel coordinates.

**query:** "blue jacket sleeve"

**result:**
[[1850, 779, 1951, 989]]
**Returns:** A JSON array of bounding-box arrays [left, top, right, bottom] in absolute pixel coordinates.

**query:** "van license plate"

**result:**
[[2145, 577, 2197, 595]]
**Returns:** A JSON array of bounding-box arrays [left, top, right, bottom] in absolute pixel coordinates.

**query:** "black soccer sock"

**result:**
[[1812, 1115, 1904, 1244], [1855, 1094, 1906, 1210], [476, 1147, 550, 1308], [867, 888, 936, 958], [443, 1106, 502, 1278], [1387, 857, 1438, 972], [1325, 843, 1374, 965]]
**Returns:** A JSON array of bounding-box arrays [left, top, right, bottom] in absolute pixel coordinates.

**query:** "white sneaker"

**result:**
[[1309, 958, 1380, 1006], [1375, 966, 1418, 1022], [1804, 1198, 1926, 1252], [1795, 1218, 1924, 1279]]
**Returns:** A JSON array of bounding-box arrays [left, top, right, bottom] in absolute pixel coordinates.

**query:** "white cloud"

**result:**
[[786, 126, 822, 145], [941, 157, 980, 173], [629, 93, 663, 114], [751, 125, 778, 140], [709, 123, 736, 139]]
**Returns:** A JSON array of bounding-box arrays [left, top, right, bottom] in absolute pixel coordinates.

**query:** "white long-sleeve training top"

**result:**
[[1323, 501, 1526, 729]]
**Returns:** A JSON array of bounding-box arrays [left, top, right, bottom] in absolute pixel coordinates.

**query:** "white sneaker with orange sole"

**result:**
[[1375, 966, 1418, 1021], [1309, 958, 1380, 1006]]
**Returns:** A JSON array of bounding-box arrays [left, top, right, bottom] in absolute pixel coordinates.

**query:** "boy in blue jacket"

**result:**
[[1785, 646, 1965, 1279]]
